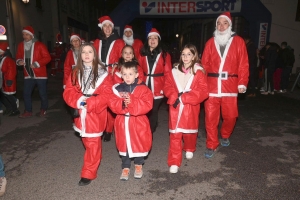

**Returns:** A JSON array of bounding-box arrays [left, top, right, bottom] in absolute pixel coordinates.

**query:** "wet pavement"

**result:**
[[0, 70, 300, 200]]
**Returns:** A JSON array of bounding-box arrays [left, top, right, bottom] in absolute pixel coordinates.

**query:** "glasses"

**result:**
[[181, 53, 193, 57]]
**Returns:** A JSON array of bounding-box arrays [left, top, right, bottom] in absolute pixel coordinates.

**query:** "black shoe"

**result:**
[[103, 132, 112, 142], [78, 178, 91, 186], [8, 110, 21, 116]]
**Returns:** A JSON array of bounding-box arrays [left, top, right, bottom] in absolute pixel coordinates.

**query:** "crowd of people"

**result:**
[[0, 11, 295, 193]]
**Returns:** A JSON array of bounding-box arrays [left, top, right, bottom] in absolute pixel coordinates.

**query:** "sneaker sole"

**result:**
[[221, 143, 230, 147], [134, 174, 143, 179]]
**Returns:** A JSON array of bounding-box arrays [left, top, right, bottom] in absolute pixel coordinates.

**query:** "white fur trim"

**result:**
[[124, 28, 133, 33], [216, 15, 232, 27], [98, 20, 114, 29], [70, 35, 81, 43], [22, 30, 34, 38], [148, 32, 161, 39]]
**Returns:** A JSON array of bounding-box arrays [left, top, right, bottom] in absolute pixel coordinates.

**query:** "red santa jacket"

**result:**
[[201, 35, 249, 97], [108, 81, 153, 158], [16, 41, 51, 79], [164, 66, 208, 133], [63, 70, 113, 137], [63, 49, 77, 87], [0, 56, 17, 94], [112, 65, 145, 84], [139, 52, 172, 99], [132, 39, 143, 60], [93, 39, 125, 73]]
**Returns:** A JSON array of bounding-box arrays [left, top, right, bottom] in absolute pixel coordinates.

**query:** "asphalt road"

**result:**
[[0, 71, 300, 200]]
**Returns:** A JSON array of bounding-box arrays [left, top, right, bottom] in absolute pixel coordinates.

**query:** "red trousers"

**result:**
[[81, 137, 102, 179], [204, 97, 238, 150], [273, 68, 282, 91], [168, 133, 197, 167]]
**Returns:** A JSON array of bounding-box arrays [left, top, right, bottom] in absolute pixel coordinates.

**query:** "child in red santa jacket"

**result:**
[[108, 61, 153, 181], [63, 43, 113, 186], [164, 44, 208, 173]]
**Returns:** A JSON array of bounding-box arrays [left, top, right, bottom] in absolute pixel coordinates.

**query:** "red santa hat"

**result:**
[[0, 42, 8, 53], [123, 25, 133, 33], [70, 33, 81, 43], [98, 16, 114, 29], [216, 12, 232, 26], [22, 26, 34, 38], [147, 28, 161, 39]]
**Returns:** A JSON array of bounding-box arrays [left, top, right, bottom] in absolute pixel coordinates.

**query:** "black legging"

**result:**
[[0, 92, 18, 112], [265, 68, 276, 92], [147, 98, 163, 133]]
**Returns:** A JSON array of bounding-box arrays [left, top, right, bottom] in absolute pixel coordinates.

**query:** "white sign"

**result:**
[[140, 0, 242, 15], [258, 23, 268, 49], [0, 35, 7, 40]]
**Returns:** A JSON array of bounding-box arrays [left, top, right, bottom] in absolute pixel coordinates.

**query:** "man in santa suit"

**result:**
[[16, 26, 51, 118], [201, 12, 249, 158], [122, 25, 143, 60], [93, 16, 125, 141]]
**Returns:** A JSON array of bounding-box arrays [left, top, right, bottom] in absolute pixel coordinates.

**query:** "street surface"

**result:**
[[1, 71, 300, 200]]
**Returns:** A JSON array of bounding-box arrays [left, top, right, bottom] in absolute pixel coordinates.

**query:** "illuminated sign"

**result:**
[[0, 25, 6, 35], [140, 0, 241, 15], [258, 23, 268, 49]]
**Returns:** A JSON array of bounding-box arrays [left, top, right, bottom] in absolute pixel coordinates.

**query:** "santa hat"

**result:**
[[123, 25, 133, 33], [0, 42, 8, 53], [70, 33, 81, 43], [147, 28, 161, 39], [22, 26, 34, 38], [216, 12, 232, 26], [98, 16, 114, 29]]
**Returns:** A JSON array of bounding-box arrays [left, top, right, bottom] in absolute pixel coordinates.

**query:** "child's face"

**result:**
[[181, 48, 195, 67], [121, 67, 138, 84], [122, 47, 134, 62], [81, 46, 94, 66]]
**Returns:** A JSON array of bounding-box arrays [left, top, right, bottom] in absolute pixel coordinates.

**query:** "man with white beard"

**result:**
[[123, 25, 143, 59], [201, 12, 249, 158]]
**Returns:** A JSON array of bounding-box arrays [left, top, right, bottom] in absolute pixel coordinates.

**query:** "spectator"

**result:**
[[122, 25, 144, 60], [279, 42, 295, 93], [16, 26, 51, 118]]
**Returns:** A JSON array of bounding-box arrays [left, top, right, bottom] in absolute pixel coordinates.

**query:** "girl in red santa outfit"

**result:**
[[140, 28, 172, 133], [164, 44, 208, 173], [109, 61, 153, 181], [112, 45, 144, 84], [63, 43, 113, 186], [0, 42, 20, 116], [63, 33, 81, 89]]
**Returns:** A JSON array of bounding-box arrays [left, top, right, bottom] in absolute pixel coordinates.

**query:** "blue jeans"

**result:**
[[0, 155, 5, 177], [23, 79, 48, 112]]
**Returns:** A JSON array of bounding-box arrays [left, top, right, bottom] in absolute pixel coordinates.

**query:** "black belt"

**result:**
[[123, 114, 130, 117], [83, 94, 98, 97], [144, 73, 164, 77], [207, 73, 238, 78]]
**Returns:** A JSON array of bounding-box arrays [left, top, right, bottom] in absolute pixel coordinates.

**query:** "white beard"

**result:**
[[123, 35, 134, 46], [214, 27, 233, 46], [24, 40, 33, 51]]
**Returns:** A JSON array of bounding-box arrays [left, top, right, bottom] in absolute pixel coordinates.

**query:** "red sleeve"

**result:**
[[63, 50, 74, 86], [163, 71, 178, 105], [126, 86, 153, 116], [34, 42, 51, 66]]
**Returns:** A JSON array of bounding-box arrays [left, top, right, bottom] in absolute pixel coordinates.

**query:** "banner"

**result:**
[[140, 0, 242, 15], [258, 23, 268, 49]]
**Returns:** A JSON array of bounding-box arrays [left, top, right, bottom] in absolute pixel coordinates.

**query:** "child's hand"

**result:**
[[124, 95, 131, 107]]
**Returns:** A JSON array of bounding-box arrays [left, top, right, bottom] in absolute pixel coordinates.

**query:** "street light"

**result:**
[[22, 0, 29, 3], [176, 34, 179, 38]]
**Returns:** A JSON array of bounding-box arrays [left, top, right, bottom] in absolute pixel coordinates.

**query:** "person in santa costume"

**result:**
[[63, 33, 81, 89], [201, 12, 249, 158], [16, 26, 51, 118], [164, 44, 208, 173], [63, 43, 113, 186], [112, 45, 144, 84], [122, 25, 143, 60], [93, 15, 125, 142], [0, 42, 20, 116], [108, 61, 153, 181], [140, 28, 172, 133]]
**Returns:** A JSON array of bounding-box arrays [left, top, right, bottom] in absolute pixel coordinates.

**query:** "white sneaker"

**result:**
[[0, 177, 7, 197], [186, 151, 193, 159], [169, 165, 179, 173], [16, 98, 19, 108]]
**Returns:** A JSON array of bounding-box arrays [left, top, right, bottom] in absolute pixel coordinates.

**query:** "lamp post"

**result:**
[[22, 0, 29, 3]]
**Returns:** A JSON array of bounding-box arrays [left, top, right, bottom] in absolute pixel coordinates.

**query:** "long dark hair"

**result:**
[[72, 43, 106, 88], [140, 35, 168, 66]]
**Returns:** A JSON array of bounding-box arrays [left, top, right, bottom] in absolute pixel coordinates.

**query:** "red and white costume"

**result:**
[[164, 65, 208, 167], [132, 39, 143, 60], [109, 81, 153, 157], [63, 70, 113, 179], [201, 35, 249, 150], [139, 53, 172, 99], [0, 56, 17, 94], [93, 39, 125, 73], [63, 49, 78, 87], [16, 41, 51, 79]]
